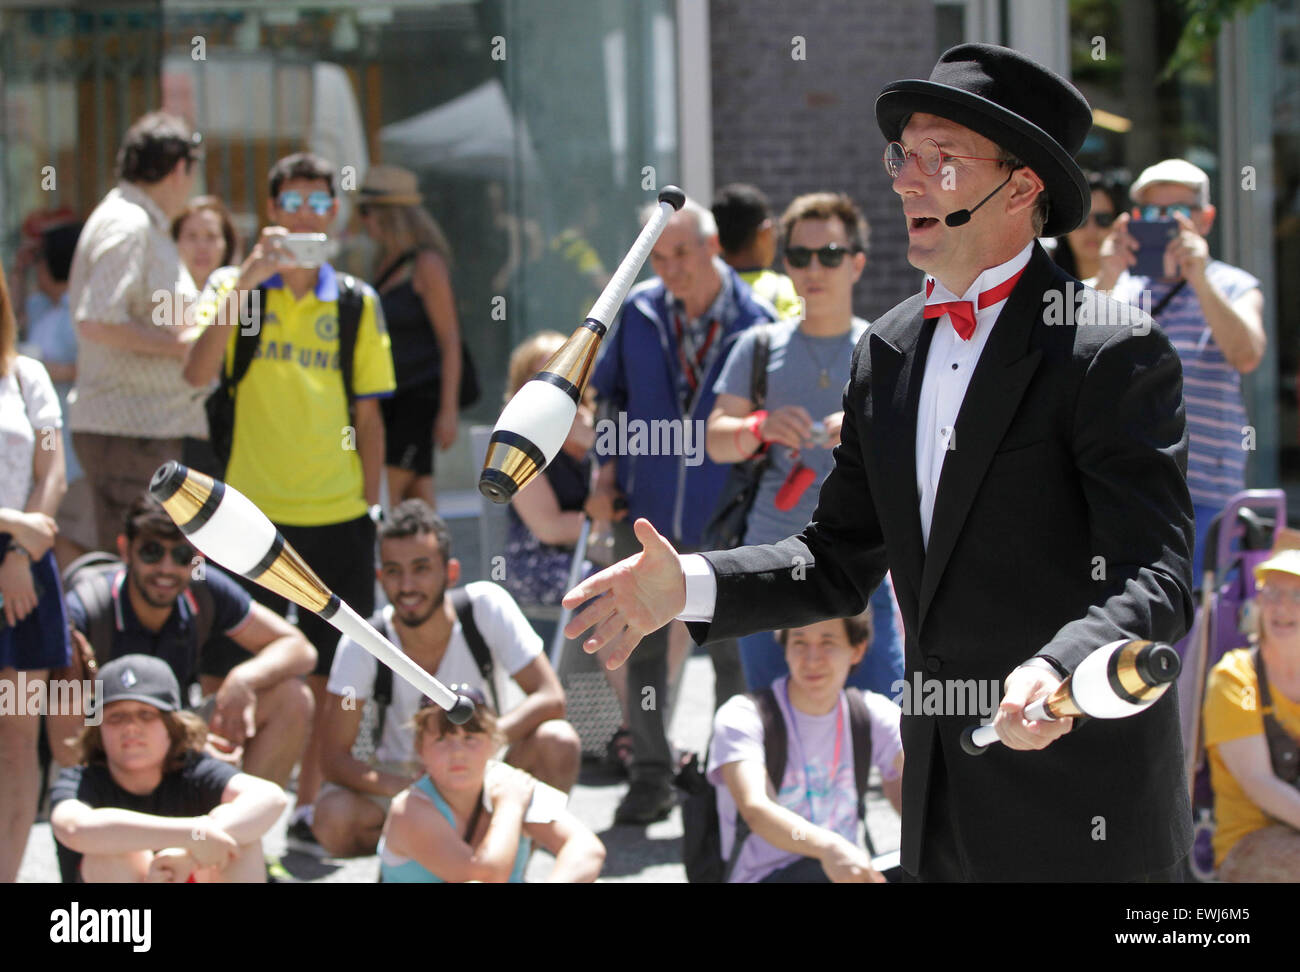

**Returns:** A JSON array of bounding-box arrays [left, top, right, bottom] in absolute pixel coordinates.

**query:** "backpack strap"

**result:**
[[69, 565, 120, 668], [335, 273, 366, 421], [749, 323, 771, 410], [723, 687, 787, 882], [188, 580, 217, 669], [226, 285, 267, 390], [845, 687, 874, 824], [1250, 646, 1300, 784], [369, 609, 395, 750], [449, 588, 499, 713]]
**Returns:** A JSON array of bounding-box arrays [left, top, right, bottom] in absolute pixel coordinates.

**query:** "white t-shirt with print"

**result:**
[[326, 581, 543, 766], [0, 356, 62, 511]]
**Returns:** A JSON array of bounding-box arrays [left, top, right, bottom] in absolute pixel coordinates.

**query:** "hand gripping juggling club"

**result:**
[[149, 461, 475, 724], [960, 639, 1180, 755], [479, 185, 686, 503]]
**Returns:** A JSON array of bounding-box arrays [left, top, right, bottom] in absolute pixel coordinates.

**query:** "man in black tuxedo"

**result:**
[[564, 44, 1195, 881]]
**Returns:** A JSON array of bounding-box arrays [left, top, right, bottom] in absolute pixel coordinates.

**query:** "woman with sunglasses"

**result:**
[[355, 165, 465, 509], [1051, 171, 1120, 284], [49, 653, 287, 882], [0, 257, 70, 882], [378, 687, 604, 882]]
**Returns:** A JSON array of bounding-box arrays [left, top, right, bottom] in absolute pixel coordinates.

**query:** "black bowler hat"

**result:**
[[875, 43, 1093, 237]]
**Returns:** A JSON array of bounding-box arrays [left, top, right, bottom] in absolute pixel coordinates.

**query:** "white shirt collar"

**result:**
[[923, 241, 1035, 305]]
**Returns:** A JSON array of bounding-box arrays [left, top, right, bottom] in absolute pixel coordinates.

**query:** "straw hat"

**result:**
[[359, 165, 423, 206]]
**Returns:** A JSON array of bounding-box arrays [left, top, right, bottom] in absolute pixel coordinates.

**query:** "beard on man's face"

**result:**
[[390, 579, 448, 627]]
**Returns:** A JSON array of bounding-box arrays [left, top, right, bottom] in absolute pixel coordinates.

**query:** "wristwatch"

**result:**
[[367, 504, 385, 525]]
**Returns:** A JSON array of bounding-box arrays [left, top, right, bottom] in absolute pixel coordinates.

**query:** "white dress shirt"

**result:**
[[677, 242, 1036, 623]]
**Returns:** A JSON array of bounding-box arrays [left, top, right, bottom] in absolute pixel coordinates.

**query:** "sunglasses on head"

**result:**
[[1139, 203, 1198, 222], [136, 540, 195, 567], [785, 243, 857, 269], [277, 190, 333, 215]]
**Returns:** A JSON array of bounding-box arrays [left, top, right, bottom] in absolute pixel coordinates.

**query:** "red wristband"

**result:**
[[746, 410, 768, 443]]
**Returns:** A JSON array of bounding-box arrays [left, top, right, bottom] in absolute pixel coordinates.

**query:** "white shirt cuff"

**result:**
[[677, 554, 717, 622]]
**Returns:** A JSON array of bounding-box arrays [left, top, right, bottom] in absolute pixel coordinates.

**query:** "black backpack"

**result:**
[[676, 685, 875, 883], [62, 552, 216, 682], [365, 588, 498, 753], [204, 276, 366, 472]]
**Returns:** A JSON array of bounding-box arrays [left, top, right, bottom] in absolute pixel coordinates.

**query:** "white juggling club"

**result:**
[[960, 639, 1180, 755], [478, 186, 686, 503]]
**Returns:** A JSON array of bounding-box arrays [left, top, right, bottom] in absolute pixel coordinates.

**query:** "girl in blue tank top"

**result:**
[[378, 687, 606, 883]]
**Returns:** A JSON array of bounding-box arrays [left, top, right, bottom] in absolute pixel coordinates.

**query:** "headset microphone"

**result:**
[[944, 169, 1018, 227]]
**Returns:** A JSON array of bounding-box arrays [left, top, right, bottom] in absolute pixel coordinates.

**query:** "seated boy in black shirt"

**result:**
[[50, 654, 287, 882]]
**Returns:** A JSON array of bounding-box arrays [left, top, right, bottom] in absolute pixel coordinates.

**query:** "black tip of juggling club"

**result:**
[[1136, 643, 1181, 686], [659, 185, 686, 211], [478, 469, 517, 505], [149, 461, 187, 503], [448, 695, 476, 725], [959, 725, 989, 756]]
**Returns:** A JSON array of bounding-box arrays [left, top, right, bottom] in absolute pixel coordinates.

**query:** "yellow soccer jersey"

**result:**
[[1204, 647, 1300, 867], [211, 265, 395, 526]]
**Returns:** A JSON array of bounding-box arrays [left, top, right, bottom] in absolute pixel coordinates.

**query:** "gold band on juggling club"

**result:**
[[149, 462, 337, 615]]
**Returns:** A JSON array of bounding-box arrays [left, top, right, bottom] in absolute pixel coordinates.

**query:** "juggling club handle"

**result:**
[[960, 698, 1050, 756]]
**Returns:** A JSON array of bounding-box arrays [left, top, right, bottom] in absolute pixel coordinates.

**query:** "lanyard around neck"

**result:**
[[782, 680, 845, 816]]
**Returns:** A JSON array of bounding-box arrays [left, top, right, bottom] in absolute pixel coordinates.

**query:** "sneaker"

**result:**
[[614, 779, 675, 825], [285, 818, 329, 859]]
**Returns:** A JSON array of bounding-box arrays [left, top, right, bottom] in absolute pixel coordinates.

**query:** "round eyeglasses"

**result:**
[[883, 138, 1011, 179]]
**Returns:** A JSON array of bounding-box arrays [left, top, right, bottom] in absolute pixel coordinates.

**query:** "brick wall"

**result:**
[[709, 0, 937, 319]]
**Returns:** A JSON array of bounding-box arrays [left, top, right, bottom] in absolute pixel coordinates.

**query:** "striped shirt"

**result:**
[[1113, 261, 1260, 508]]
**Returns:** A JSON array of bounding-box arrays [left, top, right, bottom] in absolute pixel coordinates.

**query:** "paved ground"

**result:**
[[18, 654, 900, 883]]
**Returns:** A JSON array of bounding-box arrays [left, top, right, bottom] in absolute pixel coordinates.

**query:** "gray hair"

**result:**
[[640, 194, 717, 240]]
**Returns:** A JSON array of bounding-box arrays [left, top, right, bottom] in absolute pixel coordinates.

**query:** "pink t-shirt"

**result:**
[[706, 677, 902, 883]]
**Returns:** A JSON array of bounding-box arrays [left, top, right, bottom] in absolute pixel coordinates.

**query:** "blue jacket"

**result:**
[[590, 264, 775, 546]]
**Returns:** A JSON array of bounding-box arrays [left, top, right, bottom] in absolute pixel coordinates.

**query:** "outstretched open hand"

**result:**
[[561, 518, 687, 670]]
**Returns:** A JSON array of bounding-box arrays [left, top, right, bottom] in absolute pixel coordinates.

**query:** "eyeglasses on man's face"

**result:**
[[883, 138, 1010, 180], [135, 539, 196, 567], [1138, 204, 1200, 222]]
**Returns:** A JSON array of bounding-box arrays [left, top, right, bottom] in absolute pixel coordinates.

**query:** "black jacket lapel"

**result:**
[[869, 304, 935, 609]]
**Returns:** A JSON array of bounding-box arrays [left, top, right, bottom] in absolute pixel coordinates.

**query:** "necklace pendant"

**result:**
[[818, 370, 830, 389]]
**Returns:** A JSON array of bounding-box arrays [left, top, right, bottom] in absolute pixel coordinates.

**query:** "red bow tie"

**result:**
[[923, 267, 1026, 341]]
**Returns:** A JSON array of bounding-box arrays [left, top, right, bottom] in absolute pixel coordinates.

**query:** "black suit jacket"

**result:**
[[689, 243, 1195, 880]]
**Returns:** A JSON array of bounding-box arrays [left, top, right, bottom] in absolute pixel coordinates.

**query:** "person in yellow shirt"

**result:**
[[1204, 547, 1300, 881], [184, 153, 395, 854], [712, 183, 801, 320]]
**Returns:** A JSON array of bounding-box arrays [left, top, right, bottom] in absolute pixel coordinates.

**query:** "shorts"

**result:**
[[0, 547, 71, 671], [380, 384, 440, 477]]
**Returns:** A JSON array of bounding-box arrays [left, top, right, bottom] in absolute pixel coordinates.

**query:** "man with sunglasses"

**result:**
[[1097, 159, 1265, 580], [566, 44, 1195, 881], [52, 494, 315, 791], [184, 151, 396, 851], [706, 191, 904, 700], [67, 112, 208, 552]]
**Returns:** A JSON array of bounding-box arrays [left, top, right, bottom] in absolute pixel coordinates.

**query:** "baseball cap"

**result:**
[[95, 654, 182, 714], [1130, 159, 1210, 208], [1254, 548, 1300, 587]]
